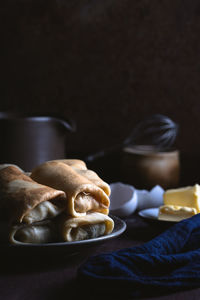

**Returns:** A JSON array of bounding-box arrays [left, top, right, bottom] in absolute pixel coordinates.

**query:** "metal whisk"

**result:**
[[124, 114, 179, 149], [85, 114, 179, 162]]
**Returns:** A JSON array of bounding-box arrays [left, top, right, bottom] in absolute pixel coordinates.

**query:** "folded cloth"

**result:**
[[77, 214, 200, 298]]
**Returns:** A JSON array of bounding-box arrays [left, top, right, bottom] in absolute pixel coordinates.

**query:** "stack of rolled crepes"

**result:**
[[0, 160, 114, 244]]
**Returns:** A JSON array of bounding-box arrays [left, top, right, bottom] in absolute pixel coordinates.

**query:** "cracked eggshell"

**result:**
[[109, 182, 138, 217]]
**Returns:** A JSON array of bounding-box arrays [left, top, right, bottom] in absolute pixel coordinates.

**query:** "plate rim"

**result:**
[[2, 214, 126, 249], [138, 207, 177, 223], [138, 207, 159, 220]]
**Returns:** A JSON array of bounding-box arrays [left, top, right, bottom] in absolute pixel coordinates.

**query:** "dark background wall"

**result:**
[[1, 0, 200, 184]]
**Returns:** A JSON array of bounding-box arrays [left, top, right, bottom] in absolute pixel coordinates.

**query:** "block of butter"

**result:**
[[158, 205, 197, 222], [163, 184, 200, 213]]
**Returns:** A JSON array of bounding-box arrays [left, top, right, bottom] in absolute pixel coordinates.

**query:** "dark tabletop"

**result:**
[[0, 213, 200, 300]]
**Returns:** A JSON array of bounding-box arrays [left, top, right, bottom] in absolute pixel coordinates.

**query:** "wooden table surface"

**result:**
[[0, 213, 200, 300]]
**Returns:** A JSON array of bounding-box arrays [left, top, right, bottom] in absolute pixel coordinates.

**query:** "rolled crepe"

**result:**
[[0, 164, 67, 244], [31, 160, 110, 217], [59, 212, 114, 242], [10, 220, 58, 244], [49, 159, 88, 171], [0, 163, 23, 171], [47, 159, 110, 196]]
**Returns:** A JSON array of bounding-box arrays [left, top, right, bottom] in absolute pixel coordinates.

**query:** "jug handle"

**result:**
[[53, 116, 76, 133]]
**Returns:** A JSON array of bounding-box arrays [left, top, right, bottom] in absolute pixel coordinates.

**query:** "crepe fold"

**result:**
[[59, 212, 114, 242], [0, 164, 67, 244], [30, 160, 110, 217], [43, 159, 111, 196]]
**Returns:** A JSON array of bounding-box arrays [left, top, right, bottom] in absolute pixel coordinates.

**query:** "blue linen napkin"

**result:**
[[77, 214, 200, 298]]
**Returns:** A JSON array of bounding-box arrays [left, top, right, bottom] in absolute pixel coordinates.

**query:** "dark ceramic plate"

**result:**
[[0, 215, 126, 258]]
